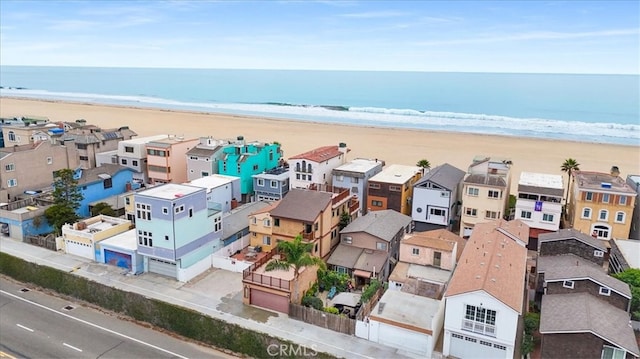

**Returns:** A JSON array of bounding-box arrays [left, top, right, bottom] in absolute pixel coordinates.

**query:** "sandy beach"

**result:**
[[2, 97, 639, 189]]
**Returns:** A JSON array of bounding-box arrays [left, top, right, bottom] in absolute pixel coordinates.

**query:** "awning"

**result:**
[[353, 269, 371, 278]]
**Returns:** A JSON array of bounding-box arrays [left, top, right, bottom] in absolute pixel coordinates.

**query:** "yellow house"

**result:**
[[367, 164, 423, 216], [248, 201, 280, 252], [59, 215, 133, 260], [568, 169, 637, 241]]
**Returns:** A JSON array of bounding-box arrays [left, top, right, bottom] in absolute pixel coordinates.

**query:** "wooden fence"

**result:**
[[356, 286, 385, 321], [289, 303, 356, 335], [26, 234, 56, 251]]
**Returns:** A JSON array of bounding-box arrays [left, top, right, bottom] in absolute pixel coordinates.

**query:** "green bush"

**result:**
[[305, 282, 319, 297], [361, 279, 381, 303], [317, 268, 350, 292], [524, 312, 540, 334], [302, 295, 323, 311], [323, 307, 339, 315], [521, 333, 535, 356]]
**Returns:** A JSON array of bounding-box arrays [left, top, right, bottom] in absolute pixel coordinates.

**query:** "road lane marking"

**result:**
[[1, 290, 188, 359], [0, 350, 18, 359], [16, 324, 34, 332], [63, 343, 83, 352]]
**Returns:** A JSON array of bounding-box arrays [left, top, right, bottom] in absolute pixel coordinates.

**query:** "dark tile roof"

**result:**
[[269, 189, 332, 222]]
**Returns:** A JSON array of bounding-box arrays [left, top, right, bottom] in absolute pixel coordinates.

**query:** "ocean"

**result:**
[[0, 66, 638, 146]]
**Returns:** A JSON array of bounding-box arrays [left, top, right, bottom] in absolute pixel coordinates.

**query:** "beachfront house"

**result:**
[[74, 164, 137, 218], [1, 116, 55, 147], [327, 209, 412, 286], [252, 166, 290, 201], [332, 158, 385, 215], [188, 174, 241, 214], [59, 215, 131, 261], [0, 139, 79, 202], [460, 156, 512, 238], [134, 183, 222, 282], [367, 164, 423, 216], [411, 163, 465, 232], [58, 124, 137, 169], [567, 167, 637, 241], [146, 135, 199, 185], [217, 136, 282, 202], [626, 174, 640, 240], [112, 134, 169, 185], [514, 172, 564, 249], [288, 143, 349, 190], [442, 220, 529, 359], [185, 137, 231, 181]]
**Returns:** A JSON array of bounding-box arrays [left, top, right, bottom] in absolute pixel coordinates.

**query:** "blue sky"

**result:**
[[1, 1, 638, 74]]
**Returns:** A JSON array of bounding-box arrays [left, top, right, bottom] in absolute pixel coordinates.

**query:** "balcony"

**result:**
[[242, 250, 291, 291], [462, 319, 496, 337]]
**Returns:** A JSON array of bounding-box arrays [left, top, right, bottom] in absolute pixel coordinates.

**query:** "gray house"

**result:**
[[538, 228, 608, 269], [332, 158, 385, 215], [411, 163, 465, 232], [185, 137, 231, 181], [327, 209, 412, 286], [252, 166, 289, 201]]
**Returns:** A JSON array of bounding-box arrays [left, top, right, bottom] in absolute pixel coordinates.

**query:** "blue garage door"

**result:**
[[105, 250, 132, 270]]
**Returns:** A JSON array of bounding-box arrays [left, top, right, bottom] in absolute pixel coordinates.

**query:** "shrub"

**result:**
[[524, 312, 540, 334], [323, 307, 340, 315], [317, 269, 350, 292], [302, 295, 323, 311], [361, 279, 381, 303]]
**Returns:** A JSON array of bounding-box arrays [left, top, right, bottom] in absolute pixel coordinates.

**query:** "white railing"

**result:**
[[462, 319, 496, 337]]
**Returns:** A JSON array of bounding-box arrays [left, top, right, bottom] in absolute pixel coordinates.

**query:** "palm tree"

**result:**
[[416, 159, 431, 169], [265, 235, 326, 302], [561, 158, 580, 205]]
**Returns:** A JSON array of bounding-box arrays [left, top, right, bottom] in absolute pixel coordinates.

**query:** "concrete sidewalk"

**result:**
[[0, 237, 410, 359]]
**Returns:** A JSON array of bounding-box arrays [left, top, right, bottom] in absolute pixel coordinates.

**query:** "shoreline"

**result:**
[[2, 96, 639, 186]]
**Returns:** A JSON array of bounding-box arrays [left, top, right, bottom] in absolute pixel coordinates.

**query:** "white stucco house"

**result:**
[[442, 220, 529, 359]]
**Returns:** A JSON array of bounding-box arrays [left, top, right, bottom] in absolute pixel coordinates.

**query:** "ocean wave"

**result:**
[[1, 88, 638, 145]]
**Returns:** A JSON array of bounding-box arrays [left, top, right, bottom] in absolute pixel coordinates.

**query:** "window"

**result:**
[[269, 150, 274, 161], [412, 247, 419, 256], [582, 208, 592, 219], [262, 236, 271, 245], [165, 235, 169, 241], [615, 211, 625, 223], [270, 180, 277, 188], [274, 218, 280, 226], [251, 217, 257, 224], [7, 179, 17, 187], [125, 197, 130, 205], [121, 159, 128, 165], [542, 213, 554, 222], [103, 178, 112, 189], [296, 173, 300, 180], [494, 344, 506, 351], [371, 200, 383, 207], [214, 216, 222, 232], [619, 196, 627, 205], [463, 305, 497, 336], [257, 179, 264, 186], [488, 190, 501, 198], [376, 242, 388, 251], [485, 211, 498, 219], [147, 149, 167, 157], [336, 175, 344, 182], [593, 225, 610, 240], [79, 156, 89, 161], [467, 187, 479, 196], [369, 183, 381, 189], [125, 146, 134, 153], [4, 163, 15, 172], [599, 287, 611, 296], [136, 203, 152, 220], [263, 218, 271, 227], [521, 210, 532, 219], [162, 207, 169, 214], [594, 250, 604, 257], [253, 164, 259, 171], [602, 193, 610, 203], [148, 165, 169, 173], [389, 185, 402, 192], [351, 177, 359, 183], [599, 210, 608, 221], [440, 191, 450, 198], [465, 208, 477, 217], [343, 236, 353, 244], [201, 171, 209, 177], [137, 230, 153, 247], [188, 208, 193, 217], [430, 208, 445, 216], [585, 192, 593, 201], [7, 131, 16, 142], [47, 157, 53, 164], [174, 205, 185, 213], [563, 280, 574, 289], [602, 346, 626, 359]]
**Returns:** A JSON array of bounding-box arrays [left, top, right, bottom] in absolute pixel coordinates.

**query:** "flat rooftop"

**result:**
[[369, 164, 421, 184], [574, 171, 636, 194], [519, 172, 564, 189], [138, 183, 202, 199], [334, 158, 383, 174], [120, 134, 168, 145], [613, 239, 640, 268], [370, 290, 441, 333], [100, 229, 137, 251], [389, 261, 452, 285], [189, 174, 238, 189]]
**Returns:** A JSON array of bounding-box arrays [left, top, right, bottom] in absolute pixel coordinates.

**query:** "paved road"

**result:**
[[0, 278, 236, 359]]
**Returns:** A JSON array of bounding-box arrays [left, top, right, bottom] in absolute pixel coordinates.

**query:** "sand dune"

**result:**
[[2, 97, 639, 192]]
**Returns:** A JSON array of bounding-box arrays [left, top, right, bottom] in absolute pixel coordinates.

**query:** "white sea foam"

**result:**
[[2, 88, 638, 145]]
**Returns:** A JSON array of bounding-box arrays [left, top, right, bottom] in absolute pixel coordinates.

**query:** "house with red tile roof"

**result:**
[[288, 143, 349, 189], [442, 220, 529, 359]]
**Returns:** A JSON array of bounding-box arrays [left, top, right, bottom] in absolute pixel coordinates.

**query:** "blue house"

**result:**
[[218, 136, 282, 202], [75, 164, 138, 218], [252, 166, 290, 201], [133, 183, 222, 282], [0, 196, 55, 241]]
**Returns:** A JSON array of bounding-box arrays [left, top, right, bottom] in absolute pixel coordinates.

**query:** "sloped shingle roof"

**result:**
[[341, 209, 412, 242], [539, 228, 607, 251], [414, 163, 465, 191], [269, 189, 332, 222]]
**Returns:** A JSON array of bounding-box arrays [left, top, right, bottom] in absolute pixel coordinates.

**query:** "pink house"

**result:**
[[146, 135, 199, 185], [399, 229, 465, 271]]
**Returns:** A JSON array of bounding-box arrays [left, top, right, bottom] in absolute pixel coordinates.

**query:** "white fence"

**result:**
[[211, 235, 252, 273]]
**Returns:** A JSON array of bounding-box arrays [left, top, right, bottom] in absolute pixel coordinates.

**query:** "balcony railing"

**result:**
[[242, 250, 291, 291], [462, 319, 496, 337]]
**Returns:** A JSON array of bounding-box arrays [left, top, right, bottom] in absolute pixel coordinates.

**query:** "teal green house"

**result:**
[[218, 137, 282, 202]]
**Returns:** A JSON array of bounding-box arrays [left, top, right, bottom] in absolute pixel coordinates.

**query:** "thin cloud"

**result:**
[[339, 10, 410, 19], [47, 20, 99, 31]]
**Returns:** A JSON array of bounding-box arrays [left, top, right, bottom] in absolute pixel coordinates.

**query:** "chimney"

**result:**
[[610, 166, 620, 177], [338, 142, 348, 154]]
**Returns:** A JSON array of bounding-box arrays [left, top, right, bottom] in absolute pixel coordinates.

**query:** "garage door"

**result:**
[[105, 250, 132, 270], [449, 332, 506, 359], [65, 240, 94, 259], [250, 289, 289, 314], [378, 322, 429, 356], [148, 258, 177, 278]]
